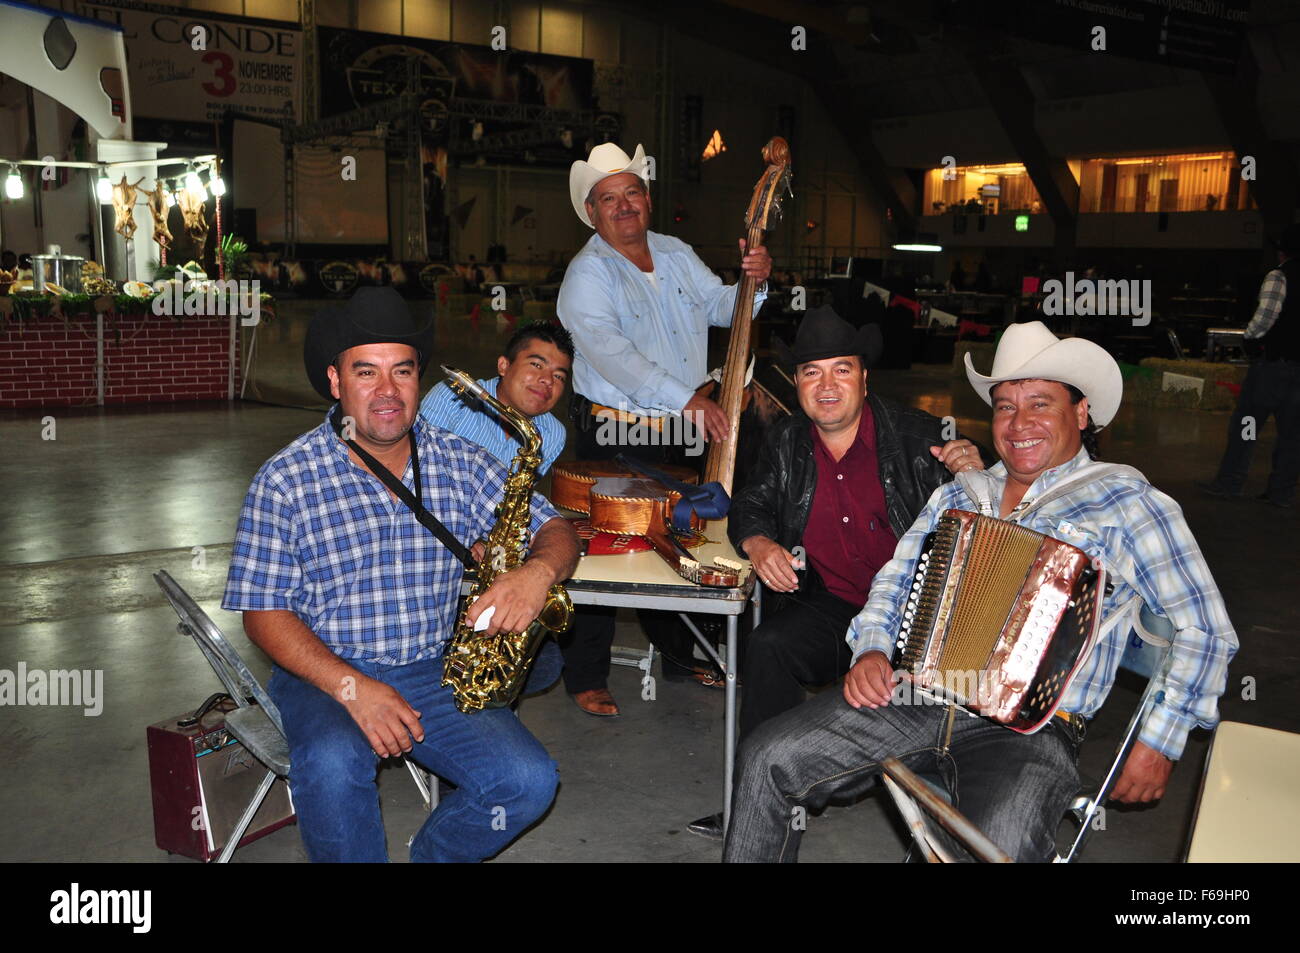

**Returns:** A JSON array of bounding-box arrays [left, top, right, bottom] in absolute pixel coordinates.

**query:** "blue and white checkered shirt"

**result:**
[[1245, 268, 1286, 339], [222, 411, 560, 665], [418, 376, 565, 475], [848, 447, 1238, 760]]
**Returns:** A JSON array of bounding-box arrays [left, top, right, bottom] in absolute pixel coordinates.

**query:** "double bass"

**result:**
[[551, 137, 793, 586], [700, 136, 792, 497]]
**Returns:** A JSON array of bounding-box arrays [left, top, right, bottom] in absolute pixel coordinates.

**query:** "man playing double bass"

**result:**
[[556, 141, 772, 716]]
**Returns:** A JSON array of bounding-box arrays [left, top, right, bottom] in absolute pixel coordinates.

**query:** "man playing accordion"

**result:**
[[724, 321, 1238, 862]]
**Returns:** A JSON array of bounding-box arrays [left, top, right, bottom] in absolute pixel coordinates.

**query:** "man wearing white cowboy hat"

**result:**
[[724, 321, 1238, 862], [554, 141, 772, 716], [559, 140, 771, 438]]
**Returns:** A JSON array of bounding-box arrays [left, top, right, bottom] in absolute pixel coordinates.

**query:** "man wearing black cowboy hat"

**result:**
[[1200, 222, 1300, 508], [222, 287, 579, 863], [686, 305, 990, 838]]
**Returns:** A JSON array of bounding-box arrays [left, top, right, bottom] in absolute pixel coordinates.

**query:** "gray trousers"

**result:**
[[722, 688, 1083, 862]]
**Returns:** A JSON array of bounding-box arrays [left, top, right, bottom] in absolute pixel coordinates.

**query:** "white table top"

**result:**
[[1187, 720, 1300, 862], [565, 516, 755, 611]]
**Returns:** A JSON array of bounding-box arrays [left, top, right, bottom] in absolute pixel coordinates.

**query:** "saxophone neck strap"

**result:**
[[329, 405, 475, 570]]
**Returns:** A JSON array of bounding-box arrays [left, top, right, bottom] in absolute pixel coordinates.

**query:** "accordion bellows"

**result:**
[[894, 510, 1105, 734]]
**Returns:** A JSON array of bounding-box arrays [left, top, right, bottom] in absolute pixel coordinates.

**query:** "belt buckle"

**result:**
[[1056, 709, 1087, 744]]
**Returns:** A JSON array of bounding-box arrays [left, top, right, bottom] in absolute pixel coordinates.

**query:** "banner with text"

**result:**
[[73, 0, 302, 146]]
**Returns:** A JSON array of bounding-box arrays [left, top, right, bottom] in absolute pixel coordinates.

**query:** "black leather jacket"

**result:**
[[728, 392, 991, 557]]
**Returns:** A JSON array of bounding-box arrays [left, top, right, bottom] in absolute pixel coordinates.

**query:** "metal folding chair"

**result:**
[[1056, 639, 1173, 862], [153, 570, 436, 862], [887, 625, 1175, 864]]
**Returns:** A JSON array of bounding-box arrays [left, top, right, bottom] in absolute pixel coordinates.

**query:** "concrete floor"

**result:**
[[2, 306, 1296, 863]]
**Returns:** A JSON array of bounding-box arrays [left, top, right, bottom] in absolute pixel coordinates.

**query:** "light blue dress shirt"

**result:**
[[557, 230, 766, 417], [418, 376, 565, 475]]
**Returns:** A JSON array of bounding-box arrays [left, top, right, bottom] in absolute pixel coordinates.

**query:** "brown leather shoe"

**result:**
[[572, 688, 620, 717]]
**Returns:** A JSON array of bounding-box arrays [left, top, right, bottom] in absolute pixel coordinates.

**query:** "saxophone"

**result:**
[[439, 365, 574, 712]]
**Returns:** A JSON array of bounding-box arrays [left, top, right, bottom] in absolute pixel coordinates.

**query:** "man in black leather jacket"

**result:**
[[689, 305, 990, 839]]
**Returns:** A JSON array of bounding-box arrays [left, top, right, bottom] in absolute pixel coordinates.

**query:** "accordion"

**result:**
[[893, 510, 1106, 734]]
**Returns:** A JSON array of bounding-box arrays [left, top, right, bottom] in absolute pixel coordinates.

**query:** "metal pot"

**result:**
[[31, 255, 86, 294]]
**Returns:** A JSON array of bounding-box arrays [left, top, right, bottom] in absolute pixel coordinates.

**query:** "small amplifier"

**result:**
[[147, 695, 295, 861]]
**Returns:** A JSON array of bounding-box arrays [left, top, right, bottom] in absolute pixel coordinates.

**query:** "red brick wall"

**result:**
[[0, 311, 240, 408]]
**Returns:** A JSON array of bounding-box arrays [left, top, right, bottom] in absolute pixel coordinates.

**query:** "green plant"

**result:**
[[220, 234, 250, 277]]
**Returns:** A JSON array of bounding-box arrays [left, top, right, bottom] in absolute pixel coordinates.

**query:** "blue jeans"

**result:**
[[722, 688, 1081, 862], [269, 651, 560, 863]]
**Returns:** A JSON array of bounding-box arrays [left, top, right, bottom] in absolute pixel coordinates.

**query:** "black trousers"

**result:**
[[739, 584, 860, 739], [558, 400, 706, 693], [1213, 359, 1300, 505]]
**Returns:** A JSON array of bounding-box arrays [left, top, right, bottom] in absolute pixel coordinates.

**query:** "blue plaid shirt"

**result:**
[[848, 447, 1238, 760], [1245, 268, 1286, 339], [222, 411, 560, 665]]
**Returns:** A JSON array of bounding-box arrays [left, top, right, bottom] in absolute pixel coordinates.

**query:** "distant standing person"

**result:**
[[1199, 223, 1300, 508]]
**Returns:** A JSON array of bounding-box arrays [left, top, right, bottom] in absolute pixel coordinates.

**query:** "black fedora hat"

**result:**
[[304, 287, 435, 400], [777, 304, 883, 369]]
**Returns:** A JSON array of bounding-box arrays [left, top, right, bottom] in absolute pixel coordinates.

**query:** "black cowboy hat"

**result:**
[[775, 304, 883, 370], [303, 287, 435, 400]]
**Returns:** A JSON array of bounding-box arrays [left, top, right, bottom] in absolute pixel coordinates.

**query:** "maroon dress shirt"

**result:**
[[802, 404, 898, 608]]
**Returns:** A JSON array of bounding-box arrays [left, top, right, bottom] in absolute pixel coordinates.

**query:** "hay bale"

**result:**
[[1137, 358, 1246, 411]]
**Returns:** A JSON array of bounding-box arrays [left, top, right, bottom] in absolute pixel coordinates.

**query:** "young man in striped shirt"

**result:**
[[418, 321, 573, 476]]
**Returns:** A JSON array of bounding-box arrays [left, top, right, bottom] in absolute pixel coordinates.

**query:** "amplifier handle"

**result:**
[[178, 692, 233, 729]]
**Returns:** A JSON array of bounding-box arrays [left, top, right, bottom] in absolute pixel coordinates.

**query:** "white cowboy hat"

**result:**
[[569, 142, 648, 228], [964, 321, 1123, 428]]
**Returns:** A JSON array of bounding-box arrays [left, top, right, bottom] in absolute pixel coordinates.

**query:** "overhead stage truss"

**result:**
[[281, 68, 593, 259]]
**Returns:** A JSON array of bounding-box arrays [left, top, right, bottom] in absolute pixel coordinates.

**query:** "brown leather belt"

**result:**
[[590, 403, 669, 431], [1055, 708, 1086, 738]]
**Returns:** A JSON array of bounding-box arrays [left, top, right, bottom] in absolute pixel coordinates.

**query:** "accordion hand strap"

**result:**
[[955, 460, 1149, 522], [956, 460, 1170, 653]]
